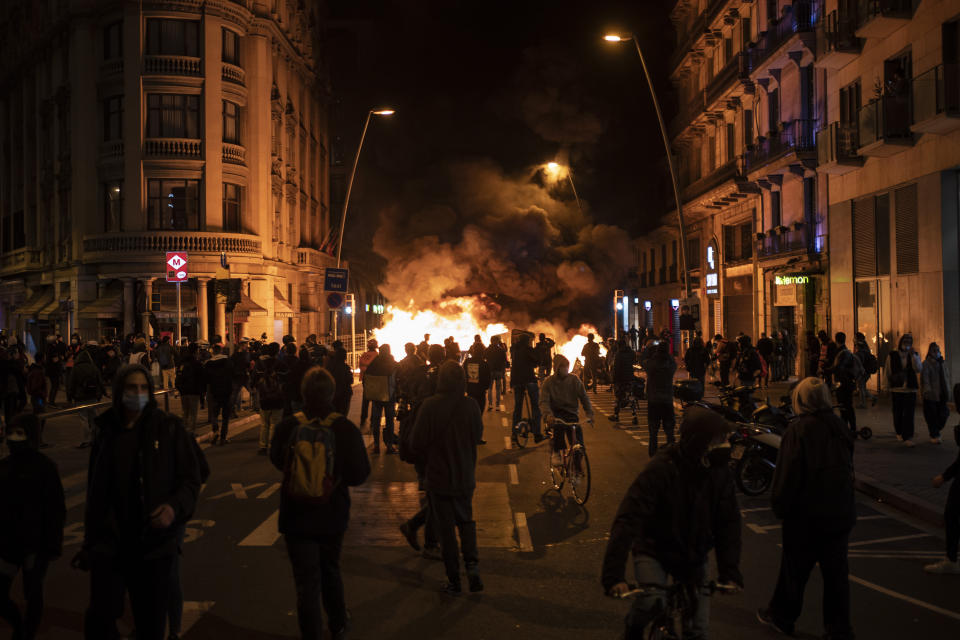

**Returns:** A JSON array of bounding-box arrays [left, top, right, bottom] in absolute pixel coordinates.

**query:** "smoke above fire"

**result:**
[[372, 159, 634, 331]]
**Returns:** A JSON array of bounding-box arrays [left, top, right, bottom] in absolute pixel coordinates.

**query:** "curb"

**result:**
[[854, 472, 944, 528]]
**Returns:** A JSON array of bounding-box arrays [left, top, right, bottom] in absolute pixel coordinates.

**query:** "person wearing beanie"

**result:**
[[602, 406, 742, 639]]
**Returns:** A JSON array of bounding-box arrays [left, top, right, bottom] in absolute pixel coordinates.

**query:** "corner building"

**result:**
[[822, 0, 960, 387], [0, 0, 336, 350]]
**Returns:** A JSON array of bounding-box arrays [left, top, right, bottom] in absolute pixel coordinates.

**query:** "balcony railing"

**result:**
[[145, 138, 202, 159], [820, 9, 861, 57], [100, 59, 123, 77], [858, 94, 912, 148], [816, 122, 863, 164], [222, 142, 246, 165], [857, 0, 913, 26], [743, 0, 817, 74], [222, 62, 245, 85], [0, 247, 42, 273], [670, 0, 728, 71], [742, 119, 817, 172], [680, 160, 738, 203], [144, 55, 202, 76], [297, 247, 333, 269], [757, 226, 811, 258], [912, 63, 960, 124], [99, 140, 124, 161], [705, 53, 748, 105], [83, 232, 261, 256]]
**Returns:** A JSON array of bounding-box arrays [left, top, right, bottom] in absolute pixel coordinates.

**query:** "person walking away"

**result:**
[[102, 345, 122, 391], [26, 355, 47, 415], [410, 361, 484, 594], [75, 364, 201, 640], [270, 367, 370, 640], [464, 344, 491, 444], [581, 333, 602, 393], [204, 345, 235, 445], [365, 344, 398, 454], [683, 337, 708, 388], [484, 335, 508, 411], [68, 348, 105, 449], [357, 340, 379, 426], [279, 343, 307, 417], [783, 330, 797, 379], [534, 333, 555, 381], [256, 354, 287, 456], [603, 407, 742, 638], [0, 349, 26, 431], [925, 407, 960, 574], [884, 333, 923, 447], [640, 341, 677, 457], [230, 340, 251, 416], [832, 333, 865, 438], [818, 331, 838, 387], [510, 334, 544, 444], [734, 336, 763, 388], [324, 345, 354, 417], [757, 333, 775, 389], [806, 331, 820, 379], [154, 336, 176, 391], [757, 377, 856, 639], [175, 344, 206, 435], [853, 332, 878, 408], [0, 414, 65, 640], [416, 334, 431, 362], [396, 343, 426, 421], [716, 334, 735, 387], [921, 342, 951, 444], [612, 338, 637, 423]]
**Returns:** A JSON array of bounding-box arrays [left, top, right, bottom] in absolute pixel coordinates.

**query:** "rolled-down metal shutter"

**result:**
[[853, 197, 876, 279], [895, 183, 919, 275]]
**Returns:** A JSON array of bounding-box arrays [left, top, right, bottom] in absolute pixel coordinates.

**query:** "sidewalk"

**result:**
[[757, 378, 958, 526]]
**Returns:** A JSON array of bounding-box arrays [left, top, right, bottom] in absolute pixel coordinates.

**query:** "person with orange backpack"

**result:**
[[270, 367, 370, 640]]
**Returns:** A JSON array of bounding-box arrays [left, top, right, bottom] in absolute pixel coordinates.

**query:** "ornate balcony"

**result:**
[[297, 247, 335, 270], [82, 232, 262, 261], [98, 140, 124, 162], [222, 142, 246, 165], [911, 64, 960, 135], [855, 0, 913, 39], [858, 95, 913, 156], [816, 122, 865, 175], [100, 59, 123, 77], [742, 119, 817, 174], [816, 9, 862, 70], [742, 0, 817, 76], [222, 63, 245, 85], [757, 226, 812, 259], [0, 247, 42, 275], [144, 55, 202, 77], [145, 138, 201, 159]]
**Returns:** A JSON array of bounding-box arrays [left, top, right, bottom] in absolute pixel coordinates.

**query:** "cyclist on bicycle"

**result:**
[[539, 355, 594, 465], [602, 406, 742, 640]]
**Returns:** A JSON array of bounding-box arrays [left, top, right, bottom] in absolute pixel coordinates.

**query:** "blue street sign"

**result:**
[[324, 268, 349, 293]]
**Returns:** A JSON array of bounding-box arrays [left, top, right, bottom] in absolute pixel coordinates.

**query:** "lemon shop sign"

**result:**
[[775, 275, 810, 286]]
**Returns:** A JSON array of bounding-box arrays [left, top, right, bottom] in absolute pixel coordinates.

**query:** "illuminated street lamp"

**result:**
[[335, 108, 395, 268], [604, 32, 691, 300], [543, 161, 583, 214]]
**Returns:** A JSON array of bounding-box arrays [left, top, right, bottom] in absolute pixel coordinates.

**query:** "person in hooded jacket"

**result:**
[[640, 340, 678, 457], [0, 414, 65, 640], [924, 401, 960, 575], [365, 344, 398, 454], [603, 407, 742, 639], [758, 377, 856, 639], [324, 346, 355, 416], [921, 342, 951, 444], [884, 333, 923, 447], [204, 345, 235, 445], [175, 343, 206, 435], [611, 338, 637, 423], [75, 364, 201, 640], [484, 335, 508, 411], [463, 344, 491, 443], [410, 361, 484, 595], [69, 348, 105, 449]]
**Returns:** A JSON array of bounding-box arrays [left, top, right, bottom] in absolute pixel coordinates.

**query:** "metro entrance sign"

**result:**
[[166, 252, 189, 283]]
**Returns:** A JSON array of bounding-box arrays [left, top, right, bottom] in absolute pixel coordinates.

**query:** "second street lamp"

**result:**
[[604, 32, 691, 301]]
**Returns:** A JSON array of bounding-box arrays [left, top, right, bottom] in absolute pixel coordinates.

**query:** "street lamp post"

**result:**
[[332, 108, 394, 340], [546, 161, 583, 214], [604, 33, 691, 301]]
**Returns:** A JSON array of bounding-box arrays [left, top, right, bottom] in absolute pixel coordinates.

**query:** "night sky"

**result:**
[[325, 0, 676, 315]]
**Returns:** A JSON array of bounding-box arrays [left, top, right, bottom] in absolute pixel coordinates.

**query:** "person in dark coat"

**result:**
[[534, 333, 555, 380], [884, 333, 923, 447], [603, 407, 742, 639], [68, 349, 105, 448], [0, 349, 26, 430], [611, 338, 636, 422], [364, 344, 398, 454], [74, 364, 201, 640], [921, 342, 951, 444], [175, 344, 206, 434], [756, 333, 775, 389], [510, 334, 543, 443], [640, 340, 677, 457], [203, 344, 235, 445], [580, 333, 603, 392], [758, 377, 856, 639], [324, 346, 355, 416], [684, 336, 709, 387], [0, 414, 65, 640], [410, 361, 484, 594], [270, 367, 370, 640], [925, 409, 960, 574], [484, 335, 508, 411]]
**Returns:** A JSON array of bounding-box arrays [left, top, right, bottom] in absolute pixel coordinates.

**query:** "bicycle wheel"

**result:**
[[549, 449, 565, 491], [514, 421, 530, 448], [569, 445, 591, 505]]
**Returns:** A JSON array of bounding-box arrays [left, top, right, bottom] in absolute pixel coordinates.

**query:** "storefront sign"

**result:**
[[776, 284, 797, 306], [775, 275, 809, 286], [705, 240, 719, 296], [644, 300, 652, 311]]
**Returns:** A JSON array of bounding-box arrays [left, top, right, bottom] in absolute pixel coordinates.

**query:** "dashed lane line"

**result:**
[[237, 509, 281, 547], [848, 533, 933, 547], [182, 601, 216, 634], [514, 512, 534, 552], [501, 417, 509, 428], [257, 482, 281, 500], [850, 574, 960, 622], [504, 435, 513, 450], [748, 514, 891, 534], [508, 464, 519, 485]]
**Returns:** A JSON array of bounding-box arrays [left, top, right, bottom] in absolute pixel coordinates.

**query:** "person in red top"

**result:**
[[358, 340, 379, 426]]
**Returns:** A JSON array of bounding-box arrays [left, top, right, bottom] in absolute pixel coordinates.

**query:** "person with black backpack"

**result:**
[[734, 336, 762, 387], [832, 333, 864, 438], [270, 367, 370, 640], [853, 332, 878, 408], [257, 355, 286, 456]]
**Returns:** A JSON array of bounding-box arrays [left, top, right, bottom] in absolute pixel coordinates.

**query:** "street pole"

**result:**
[[176, 282, 181, 347], [567, 173, 583, 215]]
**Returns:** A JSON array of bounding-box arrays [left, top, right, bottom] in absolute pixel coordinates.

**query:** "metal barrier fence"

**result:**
[[36, 389, 175, 446]]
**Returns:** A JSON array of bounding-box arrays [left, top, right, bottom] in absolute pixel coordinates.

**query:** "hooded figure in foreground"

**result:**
[[602, 406, 742, 640]]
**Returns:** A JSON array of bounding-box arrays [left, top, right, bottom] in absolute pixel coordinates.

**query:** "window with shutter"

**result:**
[[895, 183, 918, 274], [853, 197, 877, 278], [876, 194, 890, 276]]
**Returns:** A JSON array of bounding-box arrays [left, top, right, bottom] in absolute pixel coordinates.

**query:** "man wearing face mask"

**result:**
[[0, 414, 65, 640], [539, 355, 594, 467], [74, 364, 201, 640], [884, 333, 923, 447], [602, 407, 742, 639]]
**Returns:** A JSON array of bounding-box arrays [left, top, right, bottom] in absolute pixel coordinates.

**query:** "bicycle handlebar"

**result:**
[[609, 581, 740, 599], [552, 418, 594, 427]]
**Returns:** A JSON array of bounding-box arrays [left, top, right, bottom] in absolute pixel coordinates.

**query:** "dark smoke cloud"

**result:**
[[372, 159, 634, 327]]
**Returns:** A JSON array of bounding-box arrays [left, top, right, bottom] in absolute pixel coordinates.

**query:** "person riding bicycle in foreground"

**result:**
[[602, 406, 743, 640], [539, 355, 594, 466]]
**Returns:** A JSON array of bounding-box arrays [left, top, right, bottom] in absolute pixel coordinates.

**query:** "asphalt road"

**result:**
[[6, 386, 960, 639]]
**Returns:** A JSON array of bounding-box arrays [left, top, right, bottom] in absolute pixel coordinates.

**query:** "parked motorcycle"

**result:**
[[728, 422, 781, 496]]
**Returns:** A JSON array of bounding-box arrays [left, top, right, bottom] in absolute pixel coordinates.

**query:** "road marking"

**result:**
[[514, 511, 533, 552], [501, 417, 509, 428], [848, 533, 933, 547], [258, 482, 282, 500], [66, 493, 86, 509], [504, 436, 512, 450], [182, 600, 216, 633], [849, 574, 960, 621], [740, 507, 771, 513], [237, 510, 281, 547], [508, 464, 519, 485], [749, 514, 891, 534], [499, 404, 506, 412], [61, 470, 87, 491], [848, 553, 942, 559], [207, 482, 266, 500]]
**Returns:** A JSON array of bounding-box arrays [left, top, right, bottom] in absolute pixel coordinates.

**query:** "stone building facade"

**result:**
[[0, 0, 337, 353]]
